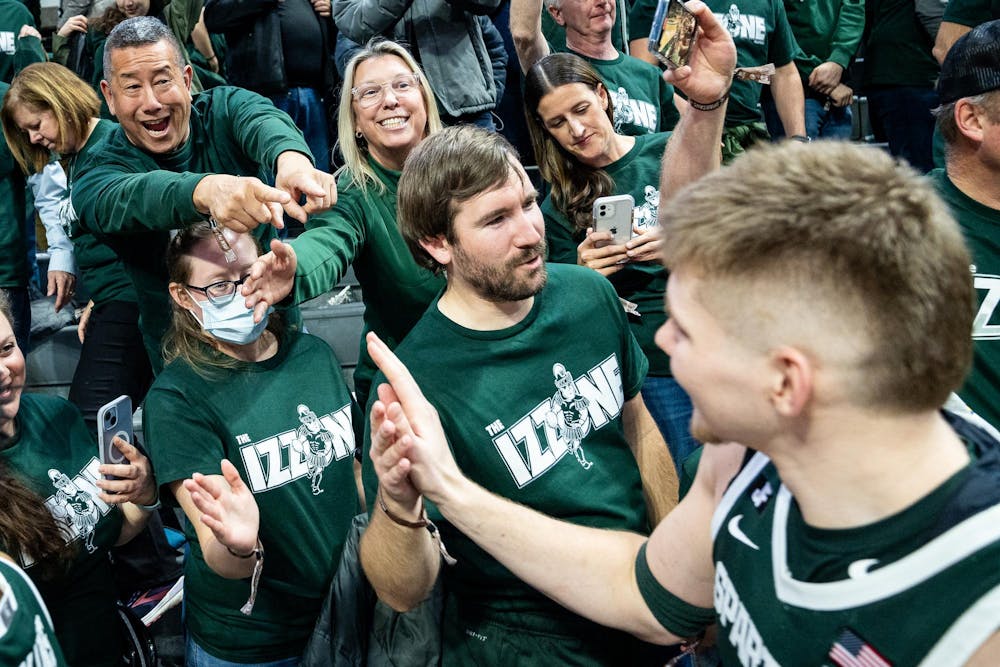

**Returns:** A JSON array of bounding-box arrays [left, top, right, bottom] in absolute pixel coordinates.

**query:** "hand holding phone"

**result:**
[[592, 194, 635, 248], [97, 395, 133, 481]]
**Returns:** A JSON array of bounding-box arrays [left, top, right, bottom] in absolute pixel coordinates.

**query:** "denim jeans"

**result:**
[[640, 375, 700, 476], [762, 95, 852, 140], [186, 635, 300, 667], [865, 86, 938, 173], [270, 87, 330, 173], [68, 300, 153, 433]]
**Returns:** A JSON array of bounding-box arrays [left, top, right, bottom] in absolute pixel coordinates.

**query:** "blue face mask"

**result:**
[[188, 292, 273, 345]]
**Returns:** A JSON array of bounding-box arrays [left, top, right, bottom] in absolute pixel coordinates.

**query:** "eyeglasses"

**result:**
[[186, 275, 250, 306], [351, 73, 421, 108]]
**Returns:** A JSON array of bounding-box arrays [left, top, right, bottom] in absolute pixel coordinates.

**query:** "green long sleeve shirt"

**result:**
[[292, 159, 445, 407], [784, 0, 865, 79]]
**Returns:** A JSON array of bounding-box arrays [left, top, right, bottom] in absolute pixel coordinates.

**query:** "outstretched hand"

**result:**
[[193, 174, 290, 233], [367, 332, 462, 505], [661, 1, 737, 105], [183, 460, 259, 557], [242, 238, 297, 321], [274, 151, 337, 222]]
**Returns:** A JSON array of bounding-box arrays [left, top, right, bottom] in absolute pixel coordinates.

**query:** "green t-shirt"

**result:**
[[143, 332, 361, 663], [365, 264, 649, 641], [0, 82, 29, 290], [783, 0, 865, 81], [65, 119, 138, 306], [692, 448, 1000, 665], [292, 158, 446, 408], [709, 0, 798, 126], [942, 0, 1000, 25], [0, 558, 69, 667], [0, 394, 124, 667], [71, 86, 309, 372], [930, 169, 1000, 430], [567, 49, 680, 135], [862, 0, 939, 88], [542, 132, 671, 376]]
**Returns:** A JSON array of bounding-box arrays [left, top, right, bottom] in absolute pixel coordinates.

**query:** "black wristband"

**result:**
[[687, 92, 729, 112]]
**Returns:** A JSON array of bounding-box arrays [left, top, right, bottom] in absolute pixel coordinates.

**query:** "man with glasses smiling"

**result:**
[[71, 16, 338, 371]]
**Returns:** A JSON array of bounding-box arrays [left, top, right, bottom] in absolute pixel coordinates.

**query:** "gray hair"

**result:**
[[103, 17, 184, 79], [932, 90, 1000, 153]]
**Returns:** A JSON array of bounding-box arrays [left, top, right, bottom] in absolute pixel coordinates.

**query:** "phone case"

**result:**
[[592, 194, 635, 246], [97, 395, 133, 480]]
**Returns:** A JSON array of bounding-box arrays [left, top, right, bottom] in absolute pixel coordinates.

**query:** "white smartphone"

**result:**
[[97, 395, 133, 481], [592, 194, 635, 247]]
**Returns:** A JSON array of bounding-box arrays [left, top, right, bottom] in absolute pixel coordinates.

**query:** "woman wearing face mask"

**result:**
[[142, 222, 361, 666], [524, 52, 699, 474], [243, 39, 445, 413]]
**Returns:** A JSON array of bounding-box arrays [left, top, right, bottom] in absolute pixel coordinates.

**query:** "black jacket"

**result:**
[[204, 0, 336, 97]]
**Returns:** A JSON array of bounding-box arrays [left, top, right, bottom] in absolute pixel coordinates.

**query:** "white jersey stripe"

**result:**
[[772, 486, 1000, 609], [709, 451, 770, 542]]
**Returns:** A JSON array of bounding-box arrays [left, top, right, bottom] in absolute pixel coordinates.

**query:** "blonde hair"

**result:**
[[1, 62, 100, 175], [336, 39, 443, 193], [662, 141, 974, 412]]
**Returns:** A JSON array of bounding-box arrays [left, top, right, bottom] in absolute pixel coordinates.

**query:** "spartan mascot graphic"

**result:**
[[47, 469, 100, 553], [725, 4, 741, 33], [545, 363, 595, 470], [633, 185, 659, 231], [291, 404, 336, 495]]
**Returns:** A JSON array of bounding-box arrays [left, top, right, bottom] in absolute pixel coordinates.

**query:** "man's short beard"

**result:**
[[453, 241, 549, 302]]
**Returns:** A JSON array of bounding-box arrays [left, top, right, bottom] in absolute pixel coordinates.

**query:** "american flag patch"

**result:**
[[828, 628, 892, 667]]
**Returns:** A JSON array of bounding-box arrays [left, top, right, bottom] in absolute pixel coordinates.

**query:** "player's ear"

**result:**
[[768, 346, 813, 418]]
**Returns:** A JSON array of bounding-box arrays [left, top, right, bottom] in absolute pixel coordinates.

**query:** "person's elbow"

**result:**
[[377, 586, 434, 613], [932, 40, 949, 64], [511, 28, 538, 58]]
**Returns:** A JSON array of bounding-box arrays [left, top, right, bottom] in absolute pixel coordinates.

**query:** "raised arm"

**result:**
[[510, 0, 551, 72], [623, 394, 677, 525], [365, 331, 726, 643], [659, 1, 736, 201], [933, 21, 972, 63], [174, 460, 261, 579], [359, 384, 441, 611]]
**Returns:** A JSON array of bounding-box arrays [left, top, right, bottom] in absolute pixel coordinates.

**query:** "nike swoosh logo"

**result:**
[[727, 515, 759, 551], [847, 558, 879, 579]]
